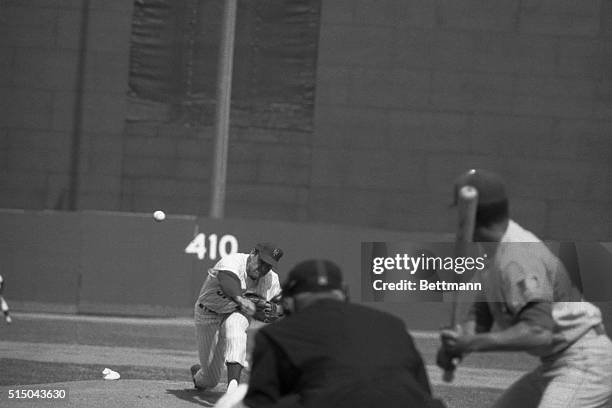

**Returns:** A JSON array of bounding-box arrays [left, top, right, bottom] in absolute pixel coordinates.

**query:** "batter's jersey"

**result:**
[[481, 220, 602, 357], [196, 253, 281, 314]]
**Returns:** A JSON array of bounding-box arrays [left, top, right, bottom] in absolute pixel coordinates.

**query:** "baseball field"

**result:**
[[0, 312, 536, 408]]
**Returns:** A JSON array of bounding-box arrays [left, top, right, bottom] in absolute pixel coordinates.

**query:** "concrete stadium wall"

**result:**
[[0, 0, 133, 211], [1, 0, 611, 242], [0, 210, 81, 313], [312, 0, 612, 240]]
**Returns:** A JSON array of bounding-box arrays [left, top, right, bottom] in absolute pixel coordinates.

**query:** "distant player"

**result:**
[[191, 242, 283, 393], [0, 274, 12, 324], [437, 169, 612, 408]]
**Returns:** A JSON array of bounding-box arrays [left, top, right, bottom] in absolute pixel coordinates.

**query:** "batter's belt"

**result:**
[[540, 323, 607, 363]]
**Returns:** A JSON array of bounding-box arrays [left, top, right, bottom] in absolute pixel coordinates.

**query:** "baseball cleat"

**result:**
[[190, 364, 202, 389], [226, 379, 238, 394]]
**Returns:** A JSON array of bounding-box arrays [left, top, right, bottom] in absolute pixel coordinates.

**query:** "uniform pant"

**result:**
[[0, 296, 8, 314], [193, 306, 250, 389], [494, 329, 612, 408]]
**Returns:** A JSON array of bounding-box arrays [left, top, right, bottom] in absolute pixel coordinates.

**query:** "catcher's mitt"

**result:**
[[243, 293, 283, 323]]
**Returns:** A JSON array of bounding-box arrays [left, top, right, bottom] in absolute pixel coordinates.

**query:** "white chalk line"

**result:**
[[10, 312, 440, 338]]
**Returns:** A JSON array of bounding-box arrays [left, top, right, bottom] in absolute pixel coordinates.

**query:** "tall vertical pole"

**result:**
[[209, 0, 238, 219], [68, 0, 90, 210]]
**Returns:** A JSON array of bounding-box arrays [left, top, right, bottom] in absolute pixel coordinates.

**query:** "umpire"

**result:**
[[243, 259, 444, 408]]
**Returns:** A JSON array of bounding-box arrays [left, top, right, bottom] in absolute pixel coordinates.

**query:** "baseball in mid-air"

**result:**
[[153, 210, 166, 222]]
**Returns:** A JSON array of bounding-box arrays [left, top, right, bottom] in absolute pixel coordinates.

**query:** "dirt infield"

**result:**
[[0, 312, 530, 407], [0, 379, 502, 408], [0, 380, 225, 408]]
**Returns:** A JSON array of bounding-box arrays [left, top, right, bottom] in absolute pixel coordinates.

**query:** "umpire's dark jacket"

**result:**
[[244, 299, 444, 408]]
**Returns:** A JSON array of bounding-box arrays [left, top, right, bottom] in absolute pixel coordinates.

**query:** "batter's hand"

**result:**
[[436, 346, 461, 371], [440, 326, 470, 355]]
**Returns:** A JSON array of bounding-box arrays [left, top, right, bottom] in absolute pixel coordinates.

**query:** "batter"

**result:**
[[438, 169, 612, 408]]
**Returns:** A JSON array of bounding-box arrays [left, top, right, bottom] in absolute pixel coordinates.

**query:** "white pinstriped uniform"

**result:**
[[193, 253, 280, 389]]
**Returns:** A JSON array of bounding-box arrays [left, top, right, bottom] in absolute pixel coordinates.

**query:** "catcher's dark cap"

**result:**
[[255, 242, 283, 269], [452, 169, 507, 206], [282, 259, 343, 296]]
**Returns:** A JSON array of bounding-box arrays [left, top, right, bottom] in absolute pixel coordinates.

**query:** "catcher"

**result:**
[[191, 242, 284, 394]]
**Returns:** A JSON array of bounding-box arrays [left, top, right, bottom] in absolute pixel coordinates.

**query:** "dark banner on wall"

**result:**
[[128, 0, 320, 130]]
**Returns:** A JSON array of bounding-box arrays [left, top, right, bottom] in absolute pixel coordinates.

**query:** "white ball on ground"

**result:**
[[153, 210, 166, 222]]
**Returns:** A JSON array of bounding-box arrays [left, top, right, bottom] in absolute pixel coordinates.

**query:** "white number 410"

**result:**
[[185, 233, 238, 260]]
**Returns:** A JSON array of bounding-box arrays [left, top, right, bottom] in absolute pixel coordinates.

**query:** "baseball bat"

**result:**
[[443, 185, 478, 382]]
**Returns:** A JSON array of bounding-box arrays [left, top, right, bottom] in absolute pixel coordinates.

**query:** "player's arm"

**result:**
[[437, 299, 493, 369], [463, 291, 494, 335], [445, 258, 555, 353], [438, 279, 492, 369], [267, 273, 284, 315], [217, 270, 255, 315], [442, 301, 553, 353], [268, 272, 282, 300]]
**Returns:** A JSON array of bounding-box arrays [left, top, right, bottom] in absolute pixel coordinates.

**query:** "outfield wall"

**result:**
[[1, 209, 611, 335], [0, 210, 455, 329]]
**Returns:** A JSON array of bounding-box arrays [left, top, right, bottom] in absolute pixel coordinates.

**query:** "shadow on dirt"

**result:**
[[166, 387, 225, 407]]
